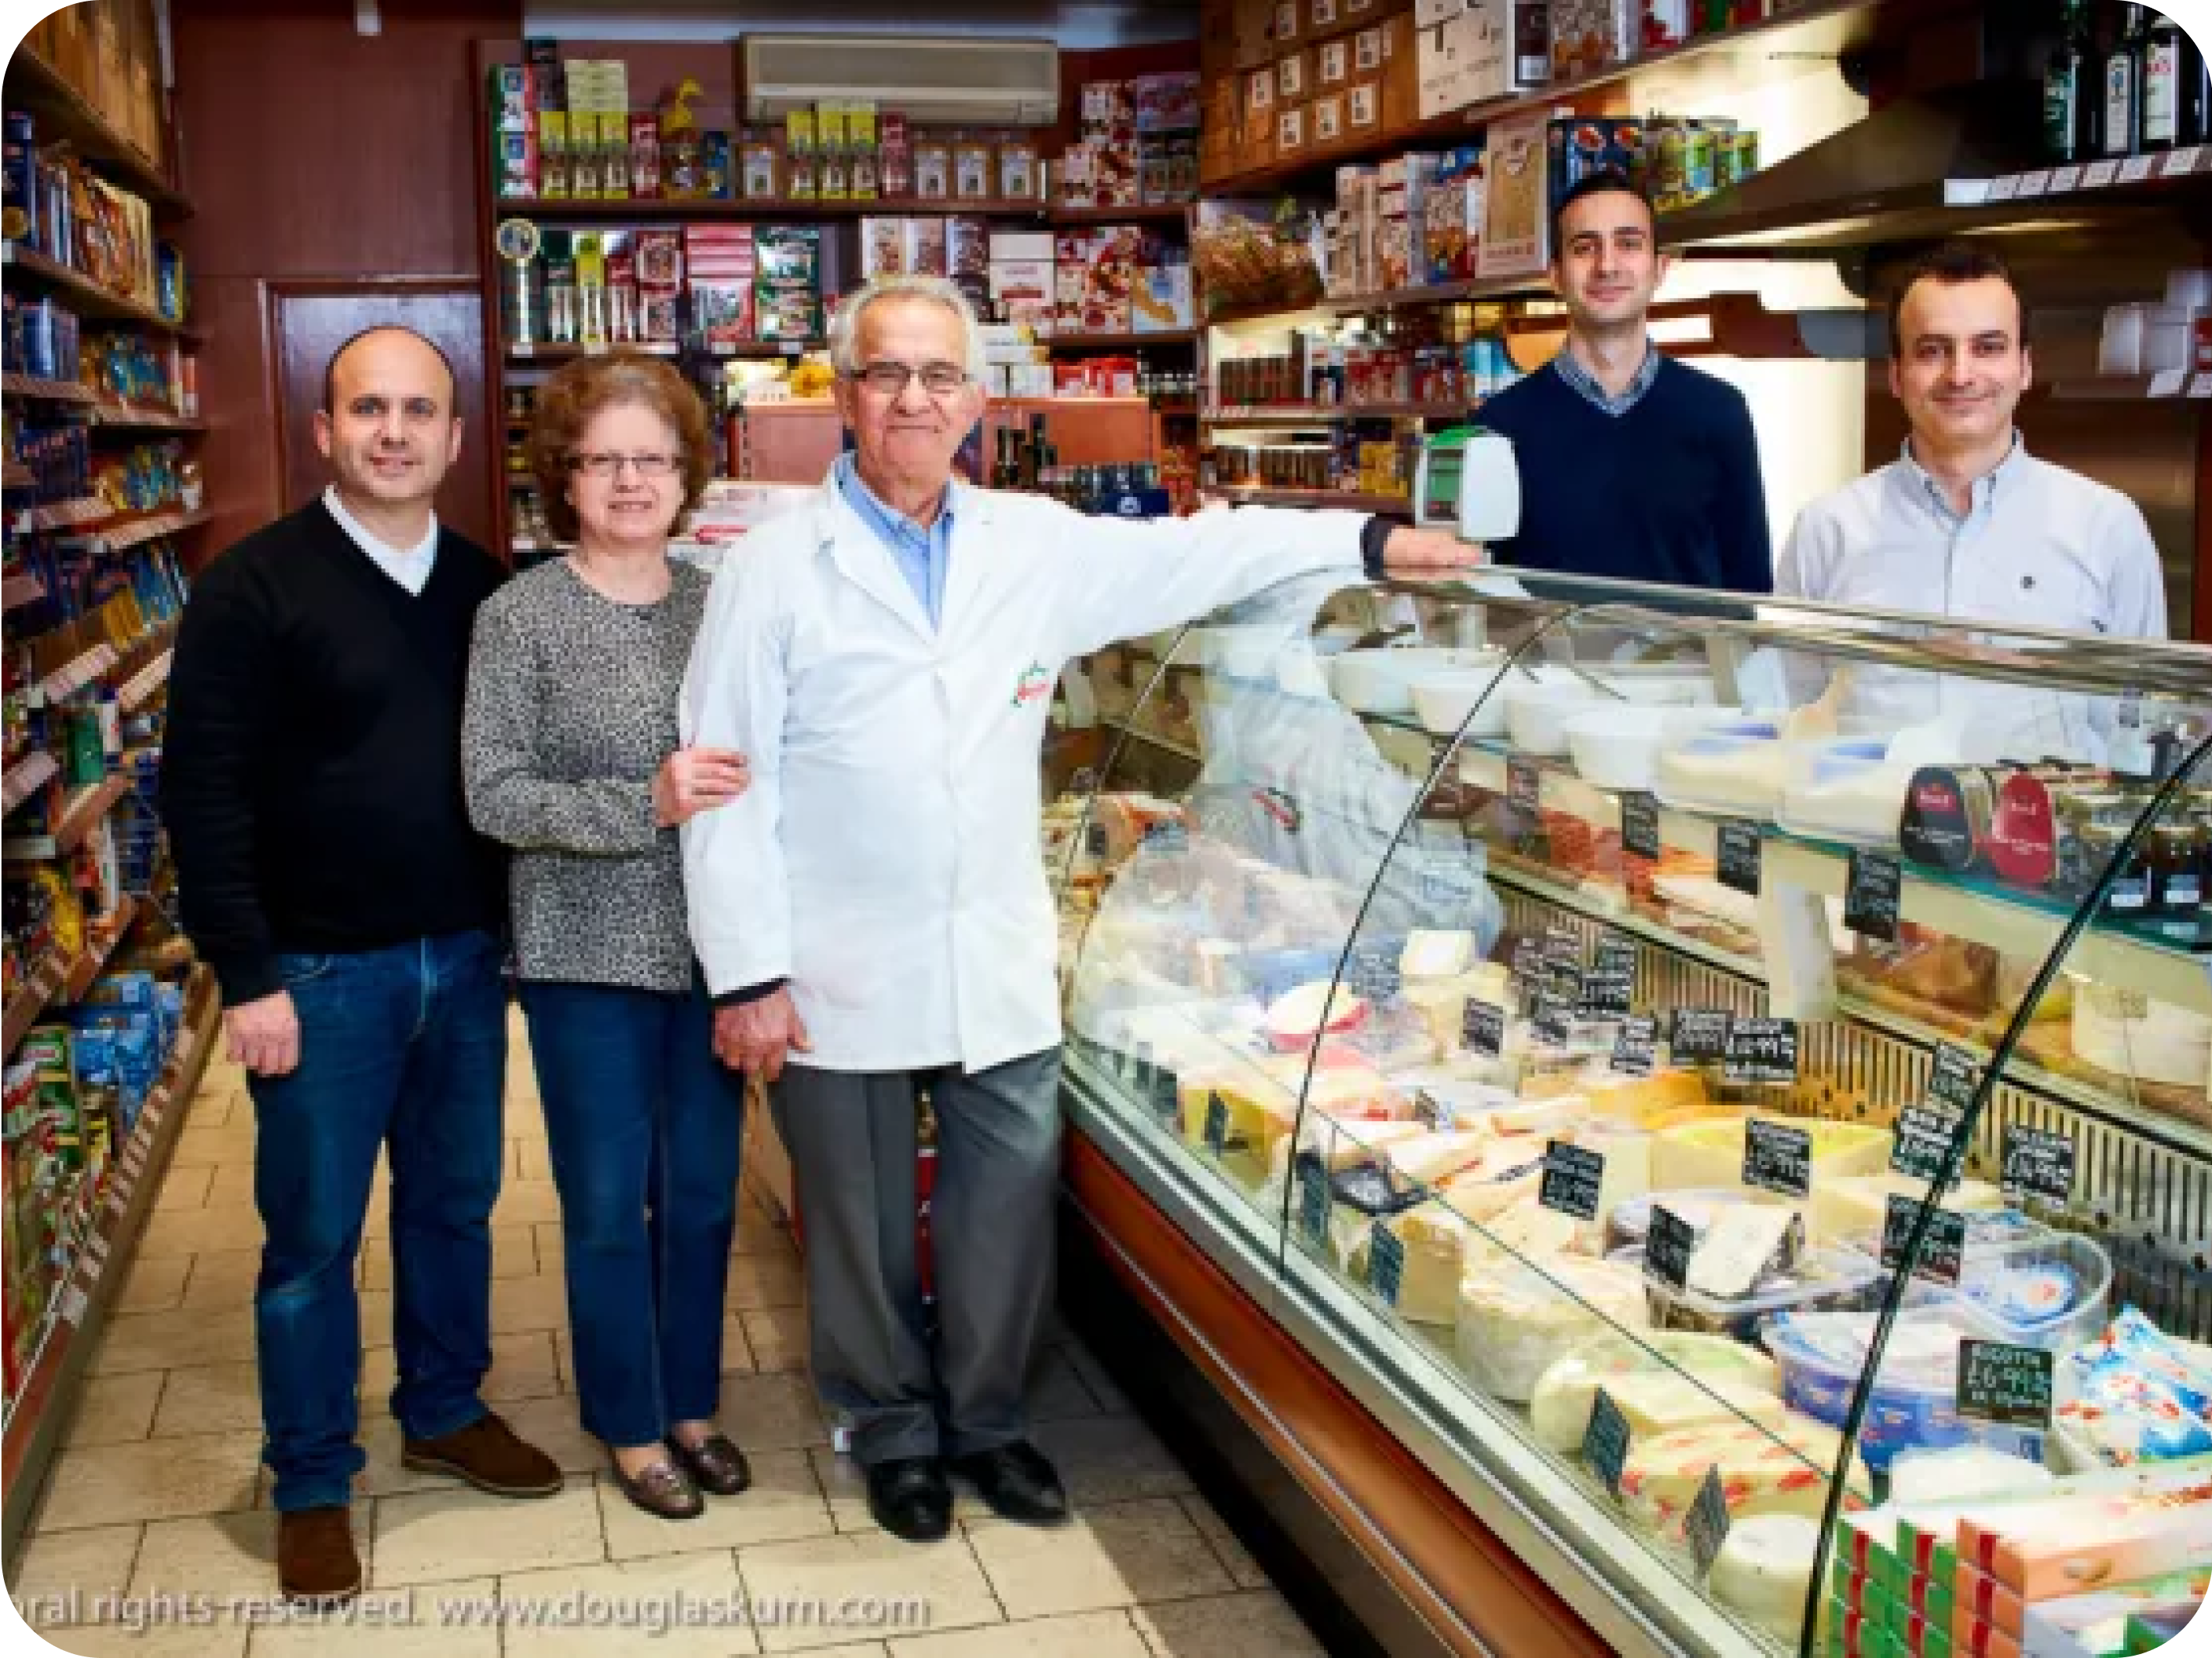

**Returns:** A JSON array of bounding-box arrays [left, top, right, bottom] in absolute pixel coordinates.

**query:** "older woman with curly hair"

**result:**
[[462, 352, 752, 1521]]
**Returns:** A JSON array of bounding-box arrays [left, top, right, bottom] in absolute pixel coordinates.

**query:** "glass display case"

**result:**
[[1048, 568, 2212, 1658]]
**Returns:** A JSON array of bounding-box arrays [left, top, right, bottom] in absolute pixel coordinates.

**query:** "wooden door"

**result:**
[[268, 283, 496, 553]]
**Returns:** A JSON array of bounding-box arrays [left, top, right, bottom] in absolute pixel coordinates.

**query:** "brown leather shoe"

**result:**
[[668, 1431, 752, 1497], [401, 1411, 563, 1498], [610, 1453, 704, 1520], [277, 1506, 361, 1605]]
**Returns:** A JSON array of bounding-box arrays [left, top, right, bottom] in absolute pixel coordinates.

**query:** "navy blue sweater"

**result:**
[[1478, 356, 1773, 595]]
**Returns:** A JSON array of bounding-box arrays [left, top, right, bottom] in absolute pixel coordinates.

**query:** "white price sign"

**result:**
[[1985, 176, 2022, 202], [2151, 368, 2188, 397], [2016, 170, 2053, 196], [2081, 160, 2121, 188], [2120, 155, 2159, 184], [2169, 146, 2207, 175], [2049, 164, 2086, 193], [60, 1284, 88, 1326], [511, 340, 535, 359], [2192, 373, 2212, 399]]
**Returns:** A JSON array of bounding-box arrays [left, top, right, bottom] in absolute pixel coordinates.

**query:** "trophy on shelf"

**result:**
[[495, 217, 544, 352]]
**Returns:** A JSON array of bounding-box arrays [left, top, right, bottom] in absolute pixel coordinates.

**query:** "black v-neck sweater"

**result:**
[[162, 500, 509, 1005]]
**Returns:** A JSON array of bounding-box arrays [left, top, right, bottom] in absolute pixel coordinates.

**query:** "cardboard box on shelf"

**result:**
[[1277, 49, 1313, 104], [990, 257, 1054, 305], [1551, 0, 1638, 79], [903, 217, 948, 277], [1312, 91, 1347, 148], [1134, 265, 1195, 332], [1416, 0, 1464, 25], [1418, 4, 1507, 119], [1275, 102, 1309, 159], [1240, 107, 1277, 170], [1347, 78, 1384, 134], [1271, 0, 1305, 46]]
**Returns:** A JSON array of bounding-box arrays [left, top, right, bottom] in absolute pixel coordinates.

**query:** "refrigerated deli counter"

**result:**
[[1045, 569, 2212, 1658]]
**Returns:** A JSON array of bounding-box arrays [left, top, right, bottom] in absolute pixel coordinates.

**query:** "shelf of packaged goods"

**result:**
[[86, 403, 207, 433], [60, 897, 141, 1006], [3, 773, 132, 862], [488, 196, 1187, 225], [1, 573, 44, 613], [1048, 330, 1197, 350], [0, 245, 197, 339], [77, 506, 213, 553], [1202, 403, 1475, 425], [506, 340, 697, 362], [1450, 740, 2212, 1018], [2047, 372, 2212, 403], [1205, 275, 1550, 330], [24, 496, 109, 532], [33, 642, 119, 705], [2, 969, 219, 1561], [1204, 486, 1414, 514], [1102, 718, 1201, 764], [2, 49, 192, 216], [2, 750, 58, 816], [1, 374, 97, 404], [1, 951, 67, 1055], [116, 649, 171, 714]]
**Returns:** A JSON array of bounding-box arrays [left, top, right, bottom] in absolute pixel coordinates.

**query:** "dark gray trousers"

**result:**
[[769, 1045, 1062, 1466]]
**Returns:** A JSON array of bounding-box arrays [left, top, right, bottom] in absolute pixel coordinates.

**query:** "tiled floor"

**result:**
[[14, 1011, 1326, 1657]]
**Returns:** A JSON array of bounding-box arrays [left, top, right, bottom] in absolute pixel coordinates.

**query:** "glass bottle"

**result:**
[[2142, 8, 2185, 151], [2045, 0, 2096, 163], [2103, 2, 2146, 159]]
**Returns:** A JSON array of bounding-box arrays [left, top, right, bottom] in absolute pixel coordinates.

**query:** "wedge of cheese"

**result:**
[[1620, 1415, 1873, 1543], [1686, 1203, 1805, 1300], [1812, 1171, 2005, 1247], [1432, 1140, 1548, 1222], [1264, 981, 1369, 1050], [1529, 1332, 1783, 1452], [1579, 1066, 1718, 1129], [1175, 1072, 1297, 1185], [1456, 1258, 1650, 1404], [1401, 965, 1515, 1057], [1651, 1116, 1892, 1196]]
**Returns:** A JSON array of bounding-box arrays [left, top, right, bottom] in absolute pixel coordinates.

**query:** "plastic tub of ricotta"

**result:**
[[1610, 1243, 1888, 1345], [1840, 1214, 2111, 1353]]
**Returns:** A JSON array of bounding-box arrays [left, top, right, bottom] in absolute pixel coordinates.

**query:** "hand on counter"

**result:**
[[1380, 526, 1489, 575]]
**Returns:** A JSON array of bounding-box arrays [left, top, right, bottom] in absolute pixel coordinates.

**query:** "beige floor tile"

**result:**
[[202, 1164, 258, 1211], [353, 1289, 397, 1349], [966, 1499, 1232, 1620], [64, 1372, 165, 1447], [1026, 1348, 1102, 1423], [717, 1372, 832, 1452], [359, 1327, 564, 1407], [740, 1306, 806, 1374], [889, 1610, 1150, 1657], [353, 1416, 463, 1500], [1030, 1417, 1190, 1506], [148, 1361, 259, 1438], [368, 1481, 607, 1587], [88, 1304, 256, 1376], [165, 1123, 259, 1171], [36, 1430, 262, 1531], [514, 1138, 554, 1182], [1130, 1591, 1325, 1657], [19, 1616, 250, 1656], [489, 1272, 571, 1335], [734, 1532, 1001, 1653], [1056, 1343, 1130, 1415], [809, 1448, 990, 1535], [490, 1179, 565, 1229], [180, 1247, 263, 1308], [726, 1254, 806, 1312], [598, 1449, 832, 1560], [488, 1394, 601, 1476], [737, 1226, 802, 1267], [135, 1202, 267, 1258], [248, 1577, 499, 1658], [114, 1254, 192, 1314], [128, 1506, 358, 1600], [757, 1649, 884, 1658], [1178, 1498, 1270, 1592], [496, 1552, 758, 1657], [9, 1521, 141, 1609], [152, 1163, 215, 1213]]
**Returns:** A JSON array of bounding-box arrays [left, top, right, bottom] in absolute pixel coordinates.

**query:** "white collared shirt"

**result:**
[[323, 486, 439, 596]]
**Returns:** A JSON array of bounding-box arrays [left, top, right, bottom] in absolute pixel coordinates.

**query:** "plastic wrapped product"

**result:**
[[1619, 1415, 1873, 1544], [1528, 1331, 1783, 1452], [1454, 1257, 1648, 1404]]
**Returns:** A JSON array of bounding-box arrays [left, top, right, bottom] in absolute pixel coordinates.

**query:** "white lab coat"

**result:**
[[682, 480, 1368, 1074]]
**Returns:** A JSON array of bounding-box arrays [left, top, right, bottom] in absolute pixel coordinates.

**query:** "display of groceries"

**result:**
[[1049, 768, 2212, 1657]]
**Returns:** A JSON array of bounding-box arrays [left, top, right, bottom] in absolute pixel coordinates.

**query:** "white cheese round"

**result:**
[[1710, 1514, 1821, 1634]]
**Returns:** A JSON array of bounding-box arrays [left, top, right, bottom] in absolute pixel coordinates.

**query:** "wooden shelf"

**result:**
[[1204, 402, 1475, 425], [2, 49, 191, 216], [1, 374, 97, 404], [2, 573, 44, 613], [4, 774, 132, 862], [60, 897, 141, 1004], [1048, 330, 1197, 349], [86, 403, 206, 433], [25, 497, 109, 531], [116, 649, 172, 714], [490, 195, 1189, 225], [88, 506, 214, 553], [2047, 371, 2212, 402], [1205, 485, 1414, 513], [2, 466, 32, 491], [2, 750, 57, 816], [1207, 274, 1549, 329], [33, 642, 119, 703], [0, 245, 198, 339]]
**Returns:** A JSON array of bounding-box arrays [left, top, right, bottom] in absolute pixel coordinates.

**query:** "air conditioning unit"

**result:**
[[743, 35, 1059, 127]]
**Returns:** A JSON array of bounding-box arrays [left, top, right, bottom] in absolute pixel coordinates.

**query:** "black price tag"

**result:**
[[1533, 989, 1574, 1048], [1204, 1092, 1230, 1156], [1717, 820, 1762, 897], [1611, 1015, 1659, 1076], [1723, 1017, 1799, 1086], [1540, 1140, 1606, 1222], [1593, 936, 1638, 979], [1150, 1063, 1182, 1126], [1346, 941, 1402, 1005], [1670, 1009, 1733, 1065], [1889, 1102, 1964, 1187], [1415, 1088, 1451, 1131], [1881, 1194, 1965, 1286], [1646, 1205, 1695, 1291], [1686, 1466, 1733, 1579], [1845, 848, 1903, 943], [1621, 791, 1662, 861], [1368, 1223, 1405, 1307], [1508, 756, 1542, 815], [1297, 1157, 1331, 1247], [1742, 1119, 1813, 1199], [1958, 1340, 2056, 1431], [1928, 1043, 1982, 1112], [1462, 999, 1507, 1058], [2001, 1124, 2077, 1206], [1509, 937, 1546, 984], [1579, 963, 1635, 1018], [1584, 1389, 1633, 1498]]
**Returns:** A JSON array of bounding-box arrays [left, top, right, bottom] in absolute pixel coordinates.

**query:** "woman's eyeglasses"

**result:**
[[568, 452, 682, 479]]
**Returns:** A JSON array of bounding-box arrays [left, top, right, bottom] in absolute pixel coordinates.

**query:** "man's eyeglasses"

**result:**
[[568, 452, 682, 479], [846, 361, 971, 396]]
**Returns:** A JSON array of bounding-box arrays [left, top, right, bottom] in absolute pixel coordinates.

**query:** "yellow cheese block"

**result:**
[[1651, 1116, 1892, 1198], [1528, 1331, 1784, 1452], [1620, 1414, 1873, 1544], [1580, 1067, 1718, 1128], [1812, 1171, 2005, 1247], [1176, 1072, 1297, 1186]]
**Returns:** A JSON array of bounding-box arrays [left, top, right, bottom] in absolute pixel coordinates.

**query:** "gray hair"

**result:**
[[827, 276, 989, 382]]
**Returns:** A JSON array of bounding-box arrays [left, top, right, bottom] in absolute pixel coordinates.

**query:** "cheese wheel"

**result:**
[[1455, 1258, 1649, 1404], [1709, 1514, 1822, 1634], [1401, 929, 1476, 980], [1528, 1333, 1784, 1452]]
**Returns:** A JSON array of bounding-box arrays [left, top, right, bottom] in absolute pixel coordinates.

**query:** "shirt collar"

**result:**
[[833, 452, 958, 542], [323, 485, 438, 565], [1899, 432, 2026, 523], [1552, 340, 1662, 416]]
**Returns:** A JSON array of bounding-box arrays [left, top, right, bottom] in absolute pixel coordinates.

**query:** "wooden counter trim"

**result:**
[[1063, 1131, 1614, 1658]]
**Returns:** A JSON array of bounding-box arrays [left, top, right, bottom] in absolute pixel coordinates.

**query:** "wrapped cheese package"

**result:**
[[1529, 1331, 1783, 1453], [1619, 1415, 1873, 1543]]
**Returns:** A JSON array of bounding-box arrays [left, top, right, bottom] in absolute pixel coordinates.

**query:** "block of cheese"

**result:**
[[1620, 1415, 1873, 1543], [1272, 1118, 1434, 1185], [1580, 1067, 1717, 1129], [1813, 1172, 2005, 1248], [1402, 965, 1515, 1057], [1651, 1116, 1892, 1196], [1710, 1514, 1823, 1636], [1603, 1370, 1792, 1438], [1377, 1201, 1489, 1327], [1384, 1130, 1497, 1187], [1432, 1139, 1549, 1222], [1175, 1072, 1296, 1181], [1529, 1332, 1783, 1452], [1687, 1204, 1805, 1300], [1401, 929, 1476, 980], [1455, 1258, 1650, 1404], [1466, 1193, 1581, 1268]]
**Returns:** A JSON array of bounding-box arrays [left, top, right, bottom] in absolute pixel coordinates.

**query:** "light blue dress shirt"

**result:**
[[832, 451, 956, 629]]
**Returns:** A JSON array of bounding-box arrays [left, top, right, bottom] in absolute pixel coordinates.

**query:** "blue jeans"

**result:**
[[519, 978, 744, 1448], [247, 929, 507, 1513]]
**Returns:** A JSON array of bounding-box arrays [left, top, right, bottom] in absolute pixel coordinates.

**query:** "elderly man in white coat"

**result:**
[[682, 273, 1483, 1543]]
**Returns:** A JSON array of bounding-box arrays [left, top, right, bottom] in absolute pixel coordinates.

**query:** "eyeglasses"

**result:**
[[846, 361, 971, 397], [568, 451, 682, 479]]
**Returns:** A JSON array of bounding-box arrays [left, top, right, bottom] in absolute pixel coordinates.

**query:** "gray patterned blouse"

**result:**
[[462, 557, 712, 994]]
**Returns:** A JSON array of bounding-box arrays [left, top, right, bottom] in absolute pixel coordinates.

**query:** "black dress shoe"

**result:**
[[949, 1441, 1070, 1526], [865, 1456, 952, 1542], [668, 1432, 752, 1497]]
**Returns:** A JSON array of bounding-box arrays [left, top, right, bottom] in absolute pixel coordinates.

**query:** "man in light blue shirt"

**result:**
[[832, 447, 955, 626]]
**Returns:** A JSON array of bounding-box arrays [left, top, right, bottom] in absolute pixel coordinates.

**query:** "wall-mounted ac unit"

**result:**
[[743, 35, 1059, 126]]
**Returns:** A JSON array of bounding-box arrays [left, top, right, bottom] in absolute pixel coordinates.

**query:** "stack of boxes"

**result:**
[[4, 111, 174, 318], [20, 0, 168, 171], [1201, 0, 1422, 180], [492, 54, 640, 200]]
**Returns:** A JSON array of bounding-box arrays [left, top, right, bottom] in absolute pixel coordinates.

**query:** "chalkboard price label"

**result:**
[[1462, 998, 1508, 1058], [1368, 1223, 1405, 1307], [1743, 1118, 1813, 1199], [1204, 1092, 1230, 1156], [1621, 791, 1662, 861], [1723, 1017, 1799, 1086], [1347, 940, 1402, 1005], [1670, 1009, 1733, 1065], [1579, 962, 1635, 1018], [1717, 820, 1763, 897], [1415, 1088, 1451, 1131], [1881, 1194, 1965, 1286], [1584, 1389, 1633, 1498], [2001, 1124, 2077, 1206], [1150, 1061, 1181, 1125], [1890, 1102, 1964, 1187], [1958, 1340, 2055, 1431], [1646, 1204, 1696, 1291], [1612, 1014, 1659, 1076], [1297, 1157, 1331, 1247], [1540, 1140, 1607, 1222], [1507, 756, 1543, 815], [1845, 849, 1903, 943], [1533, 989, 1574, 1048], [1687, 1466, 1733, 1579], [1510, 937, 1546, 984], [1928, 1043, 1982, 1112]]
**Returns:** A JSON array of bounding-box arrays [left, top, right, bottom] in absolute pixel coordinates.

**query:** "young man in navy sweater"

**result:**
[[1479, 171, 1773, 595]]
